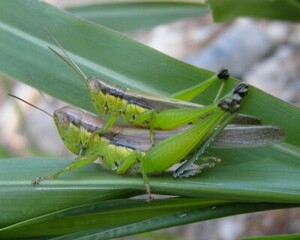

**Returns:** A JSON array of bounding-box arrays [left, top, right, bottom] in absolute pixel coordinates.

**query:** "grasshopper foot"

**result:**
[[174, 155, 222, 178], [31, 177, 42, 185], [31, 175, 55, 185], [146, 185, 154, 203]]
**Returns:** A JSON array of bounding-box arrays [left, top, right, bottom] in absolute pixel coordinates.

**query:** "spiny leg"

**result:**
[[173, 112, 236, 178], [173, 83, 248, 178]]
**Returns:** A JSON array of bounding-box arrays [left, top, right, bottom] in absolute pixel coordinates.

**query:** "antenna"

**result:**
[[8, 93, 53, 118], [45, 29, 88, 82]]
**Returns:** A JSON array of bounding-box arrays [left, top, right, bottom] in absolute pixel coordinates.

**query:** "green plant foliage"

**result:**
[[0, 0, 300, 238], [242, 233, 300, 240], [209, 0, 300, 22], [67, 2, 208, 32]]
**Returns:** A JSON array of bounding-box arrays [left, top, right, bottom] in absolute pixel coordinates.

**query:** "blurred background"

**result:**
[[0, 1, 299, 239]]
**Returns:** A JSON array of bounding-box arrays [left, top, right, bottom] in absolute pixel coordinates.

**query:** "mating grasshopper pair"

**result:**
[[12, 35, 285, 200]]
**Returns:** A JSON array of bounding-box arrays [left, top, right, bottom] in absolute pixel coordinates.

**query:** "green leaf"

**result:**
[[0, 156, 300, 238], [0, 160, 297, 239], [51, 202, 296, 240], [242, 233, 300, 240], [67, 2, 209, 32], [1, 0, 300, 238], [209, 0, 300, 22]]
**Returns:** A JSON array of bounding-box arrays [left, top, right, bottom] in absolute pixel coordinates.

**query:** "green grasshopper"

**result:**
[[10, 83, 253, 200], [10, 82, 285, 200], [48, 34, 233, 144]]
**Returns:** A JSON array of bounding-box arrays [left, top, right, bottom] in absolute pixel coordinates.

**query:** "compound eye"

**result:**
[[88, 78, 101, 94], [56, 112, 70, 129]]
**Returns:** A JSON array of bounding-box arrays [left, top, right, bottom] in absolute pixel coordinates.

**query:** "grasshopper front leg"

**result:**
[[32, 154, 98, 184]]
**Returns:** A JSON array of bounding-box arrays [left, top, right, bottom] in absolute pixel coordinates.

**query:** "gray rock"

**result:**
[[245, 45, 300, 103], [185, 20, 291, 77]]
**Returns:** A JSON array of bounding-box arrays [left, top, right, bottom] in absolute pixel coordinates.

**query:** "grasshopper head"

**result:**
[[87, 77, 114, 115], [53, 107, 84, 155]]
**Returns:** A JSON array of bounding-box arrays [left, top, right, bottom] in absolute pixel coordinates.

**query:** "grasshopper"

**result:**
[[10, 82, 285, 200], [10, 83, 252, 200], [48, 33, 234, 144]]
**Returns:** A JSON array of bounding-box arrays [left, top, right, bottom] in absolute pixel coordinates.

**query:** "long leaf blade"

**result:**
[[209, 0, 300, 22], [67, 2, 209, 31], [0, 1, 300, 238]]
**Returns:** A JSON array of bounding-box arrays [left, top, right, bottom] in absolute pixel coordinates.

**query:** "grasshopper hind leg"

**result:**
[[171, 68, 229, 102], [174, 83, 248, 178]]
